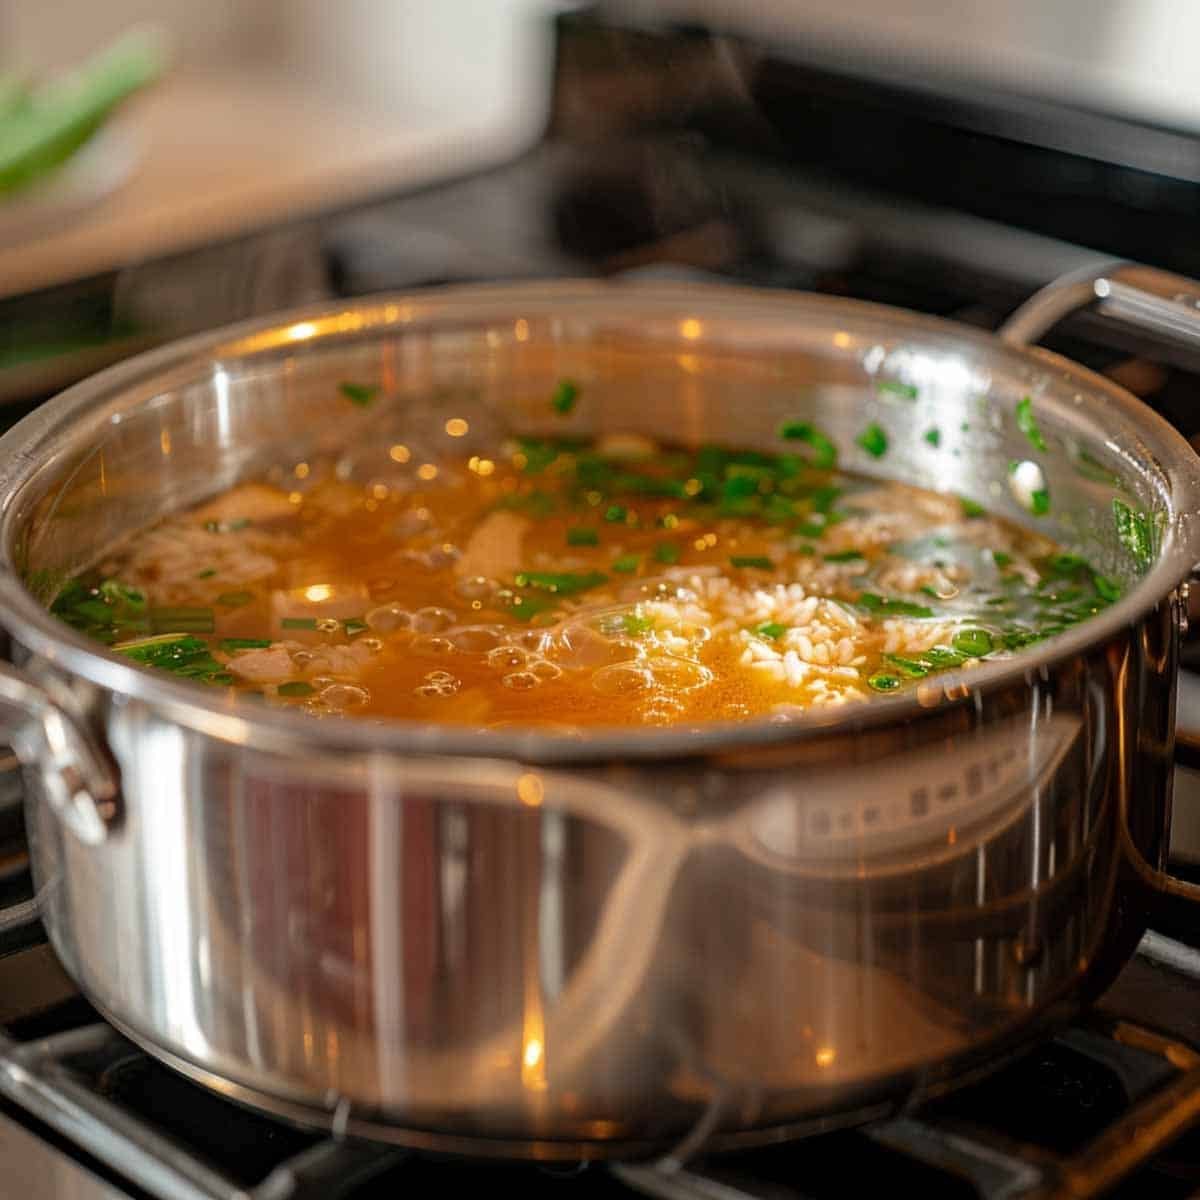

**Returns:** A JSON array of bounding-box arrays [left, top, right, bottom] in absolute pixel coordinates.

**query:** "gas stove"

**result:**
[[8, 6, 1200, 1197]]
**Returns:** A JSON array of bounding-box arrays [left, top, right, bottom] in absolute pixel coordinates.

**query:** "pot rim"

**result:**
[[0, 279, 1196, 764]]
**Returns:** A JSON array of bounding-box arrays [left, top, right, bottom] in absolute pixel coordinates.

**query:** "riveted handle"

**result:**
[[0, 663, 120, 845]]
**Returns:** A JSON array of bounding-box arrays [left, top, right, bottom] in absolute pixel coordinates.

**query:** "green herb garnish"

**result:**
[[654, 542, 680, 565], [514, 570, 608, 595], [857, 593, 935, 618], [340, 382, 380, 407], [1113, 498, 1153, 570], [216, 591, 253, 608], [730, 555, 773, 569], [149, 606, 214, 634], [515, 438, 562, 475], [281, 617, 319, 630], [114, 634, 229, 684], [756, 621, 787, 640], [923, 428, 941, 448], [622, 612, 654, 637], [196, 568, 216, 579], [960, 497, 985, 519], [604, 504, 627, 523], [992, 551, 1012, 568], [203, 518, 250, 533], [856, 423, 888, 458], [1030, 489, 1051, 517], [876, 380, 918, 401], [567, 526, 600, 546], [551, 379, 580, 415], [824, 549, 865, 563], [952, 628, 994, 657], [612, 554, 641, 574], [278, 681, 315, 697], [1093, 574, 1122, 602], [1015, 395, 1047, 452], [868, 672, 903, 692], [778, 421, 838, 469], [884, 653, 930, 678], [220, 637, 272, 652], [344, 619, 369, 637]]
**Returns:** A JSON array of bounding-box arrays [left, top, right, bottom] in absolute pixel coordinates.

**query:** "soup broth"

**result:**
[[47, 415, 1121, 730]]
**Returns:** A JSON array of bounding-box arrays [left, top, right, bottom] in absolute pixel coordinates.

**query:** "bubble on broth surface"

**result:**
[[487, 645, 528, 670], [592, 662, 655, 695], [412, 635, 455, 656], [455, 575, 495, 601], [413, 606, 456, 633], [366, 604, 413, 634], [448, 624, 505, 653], [502, 671, 541, 690], [321, 683, 371, 708], [645, 657, 713, 692]]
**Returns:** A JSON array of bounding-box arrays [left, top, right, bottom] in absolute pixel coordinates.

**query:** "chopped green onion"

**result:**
[[604, 504, 627, 523], [203, 518, 250, 533], [551, 379, 580, 414], [992, 551, 1012, 568], [856, 423, 888, 458], [281, 617, 319, 630], [612, 554, 641, 574], [654, 542, 680, 564], [960, 497, 985, 519], [824, 549, 865, 563], [868, 672, 903, 692], [1093, 574, 1122, 602], [196, 568, 216, 579], [1030, 489, 1051, 517], [756, 621, 787, 640], [777, 421, 838, 469], [1113, 498, 1153, 570], [278, 681, 315, 697], [339, 382, 380, 407], [567, 526, 600, 546], [515, 438, 561, 475], [216, 590, 253, 608], [952, 628, 994, 657], [876, 380, 918, 401], [923, 428, 941, 448], [622, 612, 654, 637], [509, 595, 557, 622], [149, 606, 214, 634], [220, 637, 272, 652], [1015, 395, 1047, 452], [113, 633, 228, 684], [730, 555, 773, 569], [884, 653, 930, 678], [344, 618, 369, 637], [857, 593, 935, 618], [513, 570, 607, 595]]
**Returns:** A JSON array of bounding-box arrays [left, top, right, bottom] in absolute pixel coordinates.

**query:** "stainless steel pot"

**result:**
[[1, 267, 1200, 1160]]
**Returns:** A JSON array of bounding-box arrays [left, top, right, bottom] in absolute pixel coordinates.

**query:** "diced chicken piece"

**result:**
[[453, 511, 529, 582], [225, 645, 297, 683], [304, 642, 374, 678], [189, 484, 298, 526]]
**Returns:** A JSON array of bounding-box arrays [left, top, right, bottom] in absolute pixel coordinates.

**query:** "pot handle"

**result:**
[[0, 663, 120, 846], [999, 260, 1200, 360], [1003, 262, 1200, 937]]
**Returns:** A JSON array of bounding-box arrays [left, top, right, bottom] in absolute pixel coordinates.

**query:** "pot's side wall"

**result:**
[[23, 608, 1173, 1155]]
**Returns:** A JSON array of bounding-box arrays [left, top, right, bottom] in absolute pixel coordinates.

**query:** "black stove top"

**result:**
[[8, 7, 1200, 1197]]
